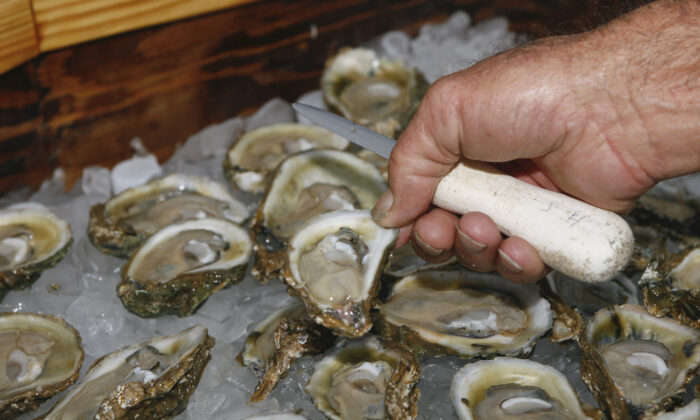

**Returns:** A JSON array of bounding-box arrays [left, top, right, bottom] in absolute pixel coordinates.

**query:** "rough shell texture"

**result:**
[[539, 278, 585, 343]]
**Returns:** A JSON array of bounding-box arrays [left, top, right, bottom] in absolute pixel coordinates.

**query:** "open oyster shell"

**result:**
[[0, 204, 72, 301], [237, 303, 336, 402], [284, 210, 397, 337], [251, 149, 386, 283], [224, 123, 349, 193], [88, 174, 249, 258], [580, 304, 700, 419], [306, 337, 421, 420], [0, 313, 83, 419], [383, 242, 456, 279], [450, 358, 597, 420], [41, 325, 214, 420], [376, 270, 552, 358], [652, 400, 699, 420], [322, 47, 428, 138], [118, 218, 252, 317]]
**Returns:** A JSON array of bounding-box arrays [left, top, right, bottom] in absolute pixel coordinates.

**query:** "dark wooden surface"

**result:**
[[0, 0, 640, 193]]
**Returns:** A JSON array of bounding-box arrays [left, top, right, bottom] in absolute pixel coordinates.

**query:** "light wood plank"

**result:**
[[0, 0, 39, 74], [33, 0, 260, 52]]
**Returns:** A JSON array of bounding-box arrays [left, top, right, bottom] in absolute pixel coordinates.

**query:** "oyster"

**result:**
[[0, 204, 72, 301], [450, 358, 596, 420], [322, 47, 428, 138], [580, 305, 700, 419], [238, 303, 336, 402], [0, 313, 83, 419], [251, 149, 386, 283], [539, 278, 585, 343], [376, 270, 552, 358], [356, 149, 388, 181], [284, 210, 397, 337], [652, 400, 699, 420], [42, 325, 214, 420], [118, 218, 252, 317], [306, 338, 421, 420], [383, 242, 456, 279], [88, 174, 249, 258], [224, 123, 349, 193]]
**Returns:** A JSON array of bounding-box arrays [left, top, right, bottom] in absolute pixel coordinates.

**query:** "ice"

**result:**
[[81, 166, 112, 205], [66, 293, 127, 356], [177, 117, 244, 163], [378, 31, 412, 61], [110, 153, 162, 194], [245, 98, 296, 131]]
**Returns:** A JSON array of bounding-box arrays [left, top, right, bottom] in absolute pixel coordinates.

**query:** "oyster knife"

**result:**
[[292, 102, 635, 283]]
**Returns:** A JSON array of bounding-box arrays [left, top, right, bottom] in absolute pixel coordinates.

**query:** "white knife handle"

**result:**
[[433, 161, 634, 282]]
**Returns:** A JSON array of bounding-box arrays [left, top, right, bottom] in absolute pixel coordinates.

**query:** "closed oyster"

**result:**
[[41, 325, 214, 420], [322, 47, 428, 138], [251, 149, 386, 283], [284, 210, 397, 337], [306, 338, 421, 420], [88, 174, 248, 257], [0, 204, 72, 301], [376, 270, 552, 358], [224, 123, 349, 193], [0, 313, 83, 419], [118, 218, 252, 317], [450, 358, 596, 420], [238, 303, 336, 402], [580, 305, 700, 419]]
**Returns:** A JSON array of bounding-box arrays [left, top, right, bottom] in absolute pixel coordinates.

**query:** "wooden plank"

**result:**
[[0, 0, 39, 75], [33, 0, 260, 51]]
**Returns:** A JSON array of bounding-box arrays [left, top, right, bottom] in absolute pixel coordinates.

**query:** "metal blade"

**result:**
[[292, 103, 395, 159]]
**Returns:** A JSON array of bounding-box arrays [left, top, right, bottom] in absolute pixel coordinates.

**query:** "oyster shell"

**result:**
[[284, 210, 397, 337], [306, 338, 421, 420], [118, 218, 252, 317], [224, 123, 349, 193], [238, 303, 336, 402], [322, 47, 428, 138], [450, 358, 597, 420], [580, 305, 700, 419], [539, 278, 585, 343], [652, 400, 699, 420], [0, 204, 72, 301], [376, 270, 552, 358], [251, 149, 386, 283], [0, 313, 83, 419], [88, 174, 249, 258], [383, 242, 456, 279], [41, 325, 214, 420]]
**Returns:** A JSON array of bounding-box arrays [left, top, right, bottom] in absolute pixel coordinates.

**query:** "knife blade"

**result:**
[[292, 102, 635, 283]]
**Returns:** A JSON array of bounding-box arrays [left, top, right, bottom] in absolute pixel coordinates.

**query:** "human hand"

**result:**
[[371, 0, 700, 283]]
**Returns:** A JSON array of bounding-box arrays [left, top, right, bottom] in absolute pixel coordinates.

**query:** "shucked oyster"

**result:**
[[118, 218, 252, 317], [0, 204, 72, 301], [0, 313, 83, 419], [306, 338, 421, 420], [251, 149, 386, 283], [284, 210, 397, 337], [376, 270, 552, 358], [451, 358, 597, 420], [224, 123, 349, 193], [42, 325, 214, 420], [88, 174, 248, 257], [238, 303, 336, 402], [580, 305, 700, 419], [322, 47, 428, 138]]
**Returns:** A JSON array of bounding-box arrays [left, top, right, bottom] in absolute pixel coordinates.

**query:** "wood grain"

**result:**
[[0, 0, 39, 75]]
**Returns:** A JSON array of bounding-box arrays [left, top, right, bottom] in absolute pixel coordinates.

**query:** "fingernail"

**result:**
[[457, 230, 486, 254], [413, 231, 445, 257], [371, 189, 394, 224], [498, 249, 523, 274]]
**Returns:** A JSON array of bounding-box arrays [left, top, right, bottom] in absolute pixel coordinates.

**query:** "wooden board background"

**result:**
[[0, 0, 643, 193]]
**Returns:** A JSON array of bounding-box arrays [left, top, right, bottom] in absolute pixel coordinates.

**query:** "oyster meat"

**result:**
[[377, 270, 552, 358], [224, 123, 349, 193], [88, 174, 249, 257], [251, 149, 386, 282], [322, 47, 428, 138], [451, 358, 596, 420], [284, 210, 397, 337], [580, 304, 700, 419], [42, 325, 214, 420], [238, 303, 336, 402], [0, 204, 72, 301], [306, 338, 421, 420], [0, 313, 83, 419], [118, 218, 252, 317]]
